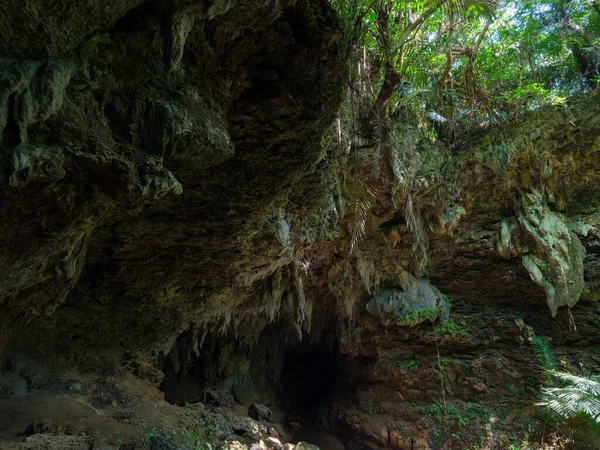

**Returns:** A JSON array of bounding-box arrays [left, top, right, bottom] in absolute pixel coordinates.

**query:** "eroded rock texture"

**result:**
[[1, 1, 600, 450], [0, 0, 345, 349]]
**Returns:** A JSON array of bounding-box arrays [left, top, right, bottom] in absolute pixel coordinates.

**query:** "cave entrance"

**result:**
[[160, 355, 205, 406], [280, 345, 345, 450], [280, 346, 337, 413]]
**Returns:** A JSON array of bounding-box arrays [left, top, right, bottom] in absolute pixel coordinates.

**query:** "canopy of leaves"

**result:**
[[331, 0, 600, 144]]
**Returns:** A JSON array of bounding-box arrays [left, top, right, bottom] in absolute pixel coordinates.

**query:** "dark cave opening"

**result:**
[[157, 334, 347, 448], [280, 346, 337, 413], [160, 356, 205, 406], [280, 345, 346, 450], [158, 329, 341, 418]]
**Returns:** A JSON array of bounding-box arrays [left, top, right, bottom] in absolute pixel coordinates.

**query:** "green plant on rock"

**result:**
[[439, 357, 452, 370], [399, 359, 419, 371], [420, 400, 491, 426], [539, 261, 551, 271], [397, 307, 437, 324], [434, 318, 465, 337], [420, 399, 447, 422], [153, 408, 214, 450], [141, 429, 155, 446]]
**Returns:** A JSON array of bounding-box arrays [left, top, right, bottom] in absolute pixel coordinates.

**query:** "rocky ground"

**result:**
[[0, 353, 323, 450]]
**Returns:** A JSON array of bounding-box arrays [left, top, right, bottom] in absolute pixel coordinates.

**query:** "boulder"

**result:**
[[248, 403, 273, 421], [293, 443, 320, 450]]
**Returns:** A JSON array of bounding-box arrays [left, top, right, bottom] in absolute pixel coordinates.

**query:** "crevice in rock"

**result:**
[[112, 0, 164, 35], [2, 92, 20, 148]]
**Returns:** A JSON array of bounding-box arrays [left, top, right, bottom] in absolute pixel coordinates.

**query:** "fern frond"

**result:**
[[531, 335, 556, 373]]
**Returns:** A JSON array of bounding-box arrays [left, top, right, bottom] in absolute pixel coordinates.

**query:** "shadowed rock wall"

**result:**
[[0, 0, 346, 355]]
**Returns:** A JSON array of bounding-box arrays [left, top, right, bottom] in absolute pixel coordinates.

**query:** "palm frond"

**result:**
[[444, 0, 496, 20], [551, 372, 600, 397], [347, 184, 370, 257], [538, 377, 600, 423]]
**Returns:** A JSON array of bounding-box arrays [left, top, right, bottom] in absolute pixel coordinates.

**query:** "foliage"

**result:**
[[397, 307, 438, 324], [179, 408, 215, 450], [531, 336, 557, 374], [140, 408, 215, 450], [399, 359, 420, 370], [330, 0, 600, 145], [537, 372, 600, 423], [420, 400, 492, 426], [434, 317, 465, 336], [531, 337, 600, 427]]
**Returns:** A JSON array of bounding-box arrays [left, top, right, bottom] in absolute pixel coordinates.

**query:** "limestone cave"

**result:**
[[1, 0, 600, 449]]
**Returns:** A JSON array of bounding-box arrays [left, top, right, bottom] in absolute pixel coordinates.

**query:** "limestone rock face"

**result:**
[[0, 0, 346, 352], [497, 189, 585, 316], [366, 276, 449, 327]]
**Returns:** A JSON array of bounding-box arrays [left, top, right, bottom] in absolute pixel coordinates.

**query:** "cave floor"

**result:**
[[0, 369, 335, 450]]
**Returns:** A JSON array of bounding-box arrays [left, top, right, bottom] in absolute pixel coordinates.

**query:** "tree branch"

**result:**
[[394, 0, 445, 52], [438, 12, 456, 88], [472, 18, 493, 59], [365, 63, 402, 126]]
